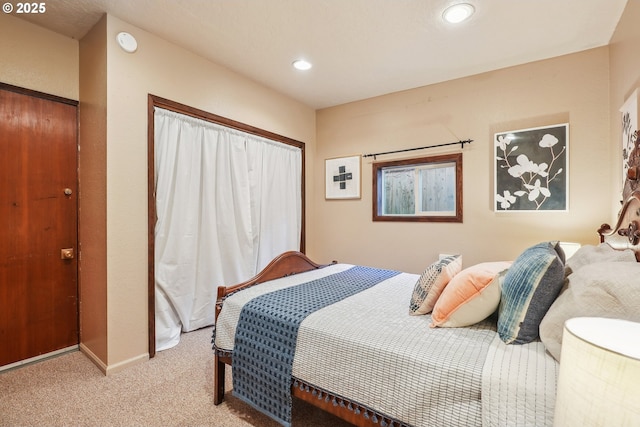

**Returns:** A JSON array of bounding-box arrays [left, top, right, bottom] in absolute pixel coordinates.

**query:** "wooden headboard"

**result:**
[[598, 131, 640, 261], [598, 191, 640, 261]]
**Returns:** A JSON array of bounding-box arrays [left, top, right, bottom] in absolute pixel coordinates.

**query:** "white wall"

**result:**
[[100, 15, 317, 370], [609, 0, 640, 215], [0, 13, 78, 99], [314, 48, 611, 272]]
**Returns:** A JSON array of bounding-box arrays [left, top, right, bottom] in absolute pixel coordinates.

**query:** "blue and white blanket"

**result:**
[[213, 264, 558, 427], [232, 266, 400, 427]]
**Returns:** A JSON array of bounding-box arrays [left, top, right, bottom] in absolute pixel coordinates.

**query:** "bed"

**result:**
[[212, 155, 640, 427]]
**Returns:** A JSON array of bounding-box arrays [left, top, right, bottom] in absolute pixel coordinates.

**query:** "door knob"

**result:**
[[61, 248, 75, 259]]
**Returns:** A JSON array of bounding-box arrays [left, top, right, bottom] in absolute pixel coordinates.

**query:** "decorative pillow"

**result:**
[[430, 262, 511, 328], [552, 240, 566, 264], [409, 255, 462, 315], [497, 241, 565, 344], [540, 261, 640, 361], [564, 243, 636, 277]]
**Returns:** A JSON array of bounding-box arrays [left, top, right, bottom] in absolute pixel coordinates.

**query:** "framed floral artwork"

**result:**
[[620, 89, 638, 187], [494, 123, 569, 212]]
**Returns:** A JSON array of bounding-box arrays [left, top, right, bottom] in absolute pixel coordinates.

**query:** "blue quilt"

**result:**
[[232, 265, 400, 427]]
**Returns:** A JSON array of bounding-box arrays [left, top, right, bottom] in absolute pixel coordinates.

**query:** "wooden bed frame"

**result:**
[[212, 251, 405, 427], [212, 249, 336, 402], [598, 190, 640, 261], [213, 136, 640, 427], [598, 131, 640, 260]]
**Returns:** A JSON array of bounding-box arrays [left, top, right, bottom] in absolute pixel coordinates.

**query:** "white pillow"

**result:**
[[540, 261, 640, 361]]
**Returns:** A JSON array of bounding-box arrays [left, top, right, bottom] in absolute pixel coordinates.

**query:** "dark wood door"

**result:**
[[0, 85, 79, 367]]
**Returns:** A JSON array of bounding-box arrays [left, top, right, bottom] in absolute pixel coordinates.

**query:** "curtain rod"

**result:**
[[362, 139, 472, 160]]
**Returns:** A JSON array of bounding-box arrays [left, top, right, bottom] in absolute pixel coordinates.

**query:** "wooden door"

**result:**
[[0, 85, 79, 367]]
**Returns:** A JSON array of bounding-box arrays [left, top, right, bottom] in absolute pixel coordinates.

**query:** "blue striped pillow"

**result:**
[[498, 242, 565, 344]]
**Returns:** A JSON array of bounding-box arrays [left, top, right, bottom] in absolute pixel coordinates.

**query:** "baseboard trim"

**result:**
[[79, 343, 107, 374], [79, 344, 149, 376], [0, 345, 79, 372], [105, 353, 149, 375]]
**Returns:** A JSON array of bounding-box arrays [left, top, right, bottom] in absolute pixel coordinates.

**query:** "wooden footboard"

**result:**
[[211, 251, 400, 426], [212, 251, 336, 405], [291, 380, 405, 427]]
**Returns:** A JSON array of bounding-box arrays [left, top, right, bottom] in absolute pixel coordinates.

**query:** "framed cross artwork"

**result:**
[[325, 155, 361, 199]]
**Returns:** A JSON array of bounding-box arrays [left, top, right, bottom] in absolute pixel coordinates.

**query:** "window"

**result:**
[[373, 153, 462, 222]]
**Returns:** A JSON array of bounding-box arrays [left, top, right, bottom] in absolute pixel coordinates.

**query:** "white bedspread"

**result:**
[[214, 264, 557, 427], [482, 336, 558, 427]]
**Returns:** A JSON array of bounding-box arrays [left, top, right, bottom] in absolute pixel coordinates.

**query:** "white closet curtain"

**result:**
[[154, 108, 302, 351]]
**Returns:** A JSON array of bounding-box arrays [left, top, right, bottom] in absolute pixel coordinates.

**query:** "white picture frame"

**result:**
[[325, 155, 361, 200], [620, 88, 638, 186], [494, 123, 569, 212]]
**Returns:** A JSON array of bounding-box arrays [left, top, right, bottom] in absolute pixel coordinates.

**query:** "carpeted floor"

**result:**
[[0, 326, 352, 427]]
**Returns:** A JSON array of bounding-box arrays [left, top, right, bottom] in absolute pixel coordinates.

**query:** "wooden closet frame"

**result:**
[[146, 94, 306, 357]]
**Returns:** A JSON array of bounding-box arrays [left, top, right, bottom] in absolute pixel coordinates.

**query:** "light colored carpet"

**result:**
[[0, 327, 352, 427]]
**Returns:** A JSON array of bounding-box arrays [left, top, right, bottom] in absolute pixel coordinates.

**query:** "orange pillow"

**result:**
[[431, 261, 511, 328]]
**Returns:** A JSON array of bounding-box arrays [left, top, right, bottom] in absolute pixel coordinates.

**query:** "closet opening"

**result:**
[[147, 95, 305, 357]]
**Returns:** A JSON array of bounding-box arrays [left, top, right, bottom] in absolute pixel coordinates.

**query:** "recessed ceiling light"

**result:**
[[292, 59, 312, 71], [442, 3, 475, 24]]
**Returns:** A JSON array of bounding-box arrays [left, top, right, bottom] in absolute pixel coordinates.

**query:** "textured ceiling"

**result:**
[[17, 0, 628, 109]]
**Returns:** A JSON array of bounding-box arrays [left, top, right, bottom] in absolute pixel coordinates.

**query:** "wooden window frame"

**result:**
[[372, 153, 462, 222]]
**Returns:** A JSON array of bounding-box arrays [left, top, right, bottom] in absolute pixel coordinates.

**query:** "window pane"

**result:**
[[420, 163, 455, 213], [372, 153, 462, 222], [383, 167, 415, 215]]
